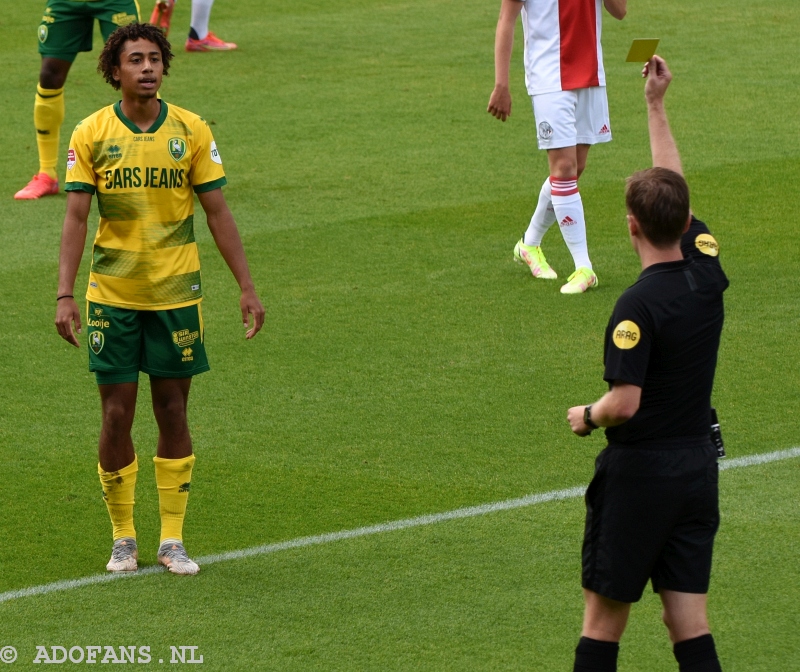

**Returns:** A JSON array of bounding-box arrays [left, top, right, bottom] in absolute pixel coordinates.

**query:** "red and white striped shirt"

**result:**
[[520, 0, 606, 95]]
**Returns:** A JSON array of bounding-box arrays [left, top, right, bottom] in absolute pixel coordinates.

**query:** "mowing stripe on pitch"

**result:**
[[1, 446, 798, 605]]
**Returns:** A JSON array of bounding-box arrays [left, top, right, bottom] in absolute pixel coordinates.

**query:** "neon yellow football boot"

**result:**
[[513, 239, 557, 279], [560, 267, 598, 294]]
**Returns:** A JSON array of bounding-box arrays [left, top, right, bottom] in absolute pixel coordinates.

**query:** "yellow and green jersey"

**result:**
[[66, 101, 226, 310]]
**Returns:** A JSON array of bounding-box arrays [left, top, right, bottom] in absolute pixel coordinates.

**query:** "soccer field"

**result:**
[[1, 0, 799, 669]]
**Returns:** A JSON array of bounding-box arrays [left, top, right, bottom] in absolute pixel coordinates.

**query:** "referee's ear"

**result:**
[[627, 213, 639, 238]]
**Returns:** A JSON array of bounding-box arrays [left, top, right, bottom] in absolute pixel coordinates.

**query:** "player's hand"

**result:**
[[567, 405, 593, 437], [240, 288, 265, 339], [55, 297, 82, 348], [643, 55, 672, 105], [487, 85, 512, 122]]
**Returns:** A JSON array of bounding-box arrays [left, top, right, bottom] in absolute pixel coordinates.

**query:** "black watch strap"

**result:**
[[584, 405, 599, 430]]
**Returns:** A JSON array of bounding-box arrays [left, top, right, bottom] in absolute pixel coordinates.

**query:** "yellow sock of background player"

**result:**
[[34, 85, 65, 180], [154, 454, 195, 543], [98, 455, 138, 540]]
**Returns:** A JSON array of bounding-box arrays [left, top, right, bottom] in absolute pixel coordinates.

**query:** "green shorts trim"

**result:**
[[88, 301, 210, 385], [38, 0, 140, 62]]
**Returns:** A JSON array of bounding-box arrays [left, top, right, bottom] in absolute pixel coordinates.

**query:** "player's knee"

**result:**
[[101, 402, 134, 435], [39, 59, 70, 89], [549, 158, 578, 179], [152, 395, 188, 426], [661, 608, 676, 640]]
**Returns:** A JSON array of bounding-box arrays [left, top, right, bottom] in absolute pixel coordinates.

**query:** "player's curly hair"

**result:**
[[98, 23, 174, 90]]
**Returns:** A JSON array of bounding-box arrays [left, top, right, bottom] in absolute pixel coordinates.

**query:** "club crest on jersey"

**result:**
[[89, 331, 105, 355], [169, 138, 187, 161]]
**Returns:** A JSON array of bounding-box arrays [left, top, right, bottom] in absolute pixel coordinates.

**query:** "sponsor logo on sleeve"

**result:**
[[613, 320, 641, 350], [67, 148, 76, 170], [210, 141, 222, 165], [694, 233, 719, 257]]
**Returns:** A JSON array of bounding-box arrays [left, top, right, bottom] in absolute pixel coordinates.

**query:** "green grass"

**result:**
[[1, 0, 799, 669]]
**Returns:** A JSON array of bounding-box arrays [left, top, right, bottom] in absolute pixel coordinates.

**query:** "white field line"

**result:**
[[1, 446, 798, 606]]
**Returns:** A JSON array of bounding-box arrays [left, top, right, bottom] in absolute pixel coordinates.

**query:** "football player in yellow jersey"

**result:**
[[54, 22, 265, 575], [15, 0, 141, 200]]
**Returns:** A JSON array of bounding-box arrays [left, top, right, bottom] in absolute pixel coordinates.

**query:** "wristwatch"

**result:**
[[584, 405, 599, 431]]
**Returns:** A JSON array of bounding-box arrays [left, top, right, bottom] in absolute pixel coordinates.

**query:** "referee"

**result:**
[[567, 56, 729, 672]]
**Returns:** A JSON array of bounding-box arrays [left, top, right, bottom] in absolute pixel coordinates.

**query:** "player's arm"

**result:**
[[643, 56, 683, 176], [197, 188, 265, 339], [55, 190, 92, 347], [487, 0, 523, 122], [567, 382, 641, 437], [603, 0, 627, 20]]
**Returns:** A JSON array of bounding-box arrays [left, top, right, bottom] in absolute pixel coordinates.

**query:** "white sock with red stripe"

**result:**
[[550, 177, 592, 270], [523, 178, 556, 247]]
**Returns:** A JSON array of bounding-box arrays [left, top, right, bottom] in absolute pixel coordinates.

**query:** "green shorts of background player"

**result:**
[[15, 0, 140, 200]]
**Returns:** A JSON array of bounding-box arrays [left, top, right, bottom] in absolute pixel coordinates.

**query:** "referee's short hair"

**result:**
[[626, 167, 690, 248]]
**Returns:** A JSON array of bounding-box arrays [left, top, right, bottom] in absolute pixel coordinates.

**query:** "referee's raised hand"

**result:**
[[643, 55, 672, 104]]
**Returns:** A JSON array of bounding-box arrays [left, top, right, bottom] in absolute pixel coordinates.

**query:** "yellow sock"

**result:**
[[34, 85, 65, 180], [154, 454, 196, 543], [98, 456, 138, 541]]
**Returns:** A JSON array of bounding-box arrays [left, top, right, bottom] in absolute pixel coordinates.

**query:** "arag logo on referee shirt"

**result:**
[[694, 233, 719, 257], [169, 138, 187, 161], [613, 320, 640, 350]]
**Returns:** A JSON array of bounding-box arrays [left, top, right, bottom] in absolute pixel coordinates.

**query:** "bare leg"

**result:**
[[660, 590, 711, 643], [39, 57, 72, 89], [581, 588, 632, 642], [98, 382, 138, 472], [150, 376, 193, 459]]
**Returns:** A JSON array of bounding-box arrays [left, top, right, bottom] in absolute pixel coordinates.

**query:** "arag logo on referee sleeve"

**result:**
[[613, 320, 640, 350], [694, 233, 720, 257]]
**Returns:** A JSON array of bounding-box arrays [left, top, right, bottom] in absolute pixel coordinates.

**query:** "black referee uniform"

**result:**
[[582, 215, 729, 603]]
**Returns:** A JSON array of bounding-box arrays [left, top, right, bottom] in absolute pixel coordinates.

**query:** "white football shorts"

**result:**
[[531, 87, 612, 150]]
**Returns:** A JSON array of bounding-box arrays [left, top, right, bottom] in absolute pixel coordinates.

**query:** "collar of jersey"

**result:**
[[638, 256, 693, 281], [113, 100, 168, 134]]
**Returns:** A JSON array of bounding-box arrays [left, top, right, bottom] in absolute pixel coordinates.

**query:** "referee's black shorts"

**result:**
[[581, 437, 720, 603]]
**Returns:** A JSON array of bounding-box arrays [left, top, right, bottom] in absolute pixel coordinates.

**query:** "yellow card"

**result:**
[[626, 38, 660, 63]]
